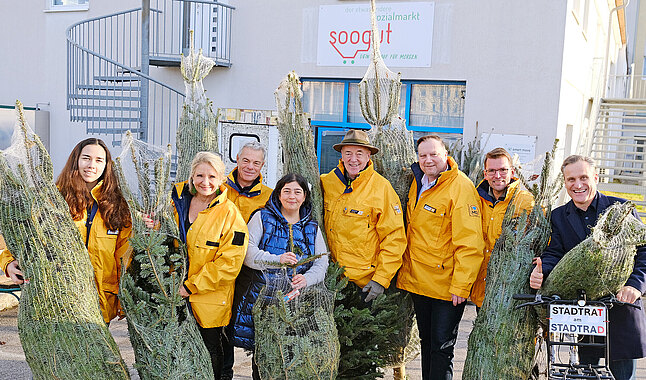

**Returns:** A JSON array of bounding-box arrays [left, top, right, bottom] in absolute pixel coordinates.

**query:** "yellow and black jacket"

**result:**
[[172, 181, 248, 328], [321, 160, 406, 288], [397, 157, 484, 301]]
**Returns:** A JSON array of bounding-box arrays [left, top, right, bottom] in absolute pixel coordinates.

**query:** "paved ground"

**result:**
[[1, 301, 645, 379]]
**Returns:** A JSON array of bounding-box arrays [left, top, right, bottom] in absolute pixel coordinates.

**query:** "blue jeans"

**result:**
[[411, 293, 466, 380]]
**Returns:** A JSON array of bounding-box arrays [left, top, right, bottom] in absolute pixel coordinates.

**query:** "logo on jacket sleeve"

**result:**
[[232, 231, 246, 246], [469, 204, 480, 217]]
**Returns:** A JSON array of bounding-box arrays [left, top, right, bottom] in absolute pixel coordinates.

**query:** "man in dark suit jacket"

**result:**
[[530, 155, 646, 380]]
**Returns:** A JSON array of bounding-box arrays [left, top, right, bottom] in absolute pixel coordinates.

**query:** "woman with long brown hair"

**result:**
[[1, 138, 132, 324]]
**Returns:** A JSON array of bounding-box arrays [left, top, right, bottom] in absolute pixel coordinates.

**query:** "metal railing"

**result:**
[[151, 0, 234, 66], [66, 1, 234, 147], [607, 74, 646, 99]]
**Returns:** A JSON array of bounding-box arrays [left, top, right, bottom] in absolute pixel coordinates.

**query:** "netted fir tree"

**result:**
[[366, 119, 420, 374], [115, 132, 214, 380], [541, 201, 646, 301], [274, 71, 324, 228], [324, 261, 414, 380], [463, 141, 562, 380], [253, 267, 339, 380], [357, 2, 419, 376], [358, 0, 401, 128], [176, 36, 219, 182], [0, 101, 129, 380]]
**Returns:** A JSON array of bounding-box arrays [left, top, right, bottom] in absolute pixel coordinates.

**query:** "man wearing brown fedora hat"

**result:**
[[320, 129, 406, 302]]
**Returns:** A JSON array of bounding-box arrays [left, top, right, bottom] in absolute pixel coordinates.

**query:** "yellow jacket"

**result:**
[[224, 169, 272, 222], [172, 182, 248, 328], [321, 160, 406, 288], [0, 182, 131, 323], [397, 157, 485, 301], [470, 179, 534, 307]]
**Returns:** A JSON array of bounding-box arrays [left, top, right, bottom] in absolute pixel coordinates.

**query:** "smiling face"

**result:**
[[341, 145, 370, 179], [77, 144, 107, 187], [417, 138, 448, 181], [236, 147, 265, 187], [192, 162, 223, 199], [484, 156, 514, 199], [563, 160, 598, 211], [279, 181, 306, 214]]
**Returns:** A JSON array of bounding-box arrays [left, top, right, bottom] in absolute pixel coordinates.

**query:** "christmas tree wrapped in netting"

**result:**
[[328, 261, 412, 380], [366, 115, 420, 371], [176, 35, 219, 181], [358, 0, 401, 128], [0, 101, 129, 379], [253, 266, 340, 380], [541, 201, 646, 301], [274, 71, 323, 227], [368, 115, 415, 211], [115, 132, 214, 380], [463, 141, 562, 380], [358, 2, 419, 375]]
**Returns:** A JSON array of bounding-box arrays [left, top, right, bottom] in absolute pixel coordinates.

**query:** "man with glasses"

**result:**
[[397, 134, 484, 379], [470, 147, 534, 311]]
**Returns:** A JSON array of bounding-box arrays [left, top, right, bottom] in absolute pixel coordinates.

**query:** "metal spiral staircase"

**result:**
[[66, 0, 234, 147]]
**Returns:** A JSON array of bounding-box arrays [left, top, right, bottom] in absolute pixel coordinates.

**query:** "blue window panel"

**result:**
[[302, 78, 466, 134]]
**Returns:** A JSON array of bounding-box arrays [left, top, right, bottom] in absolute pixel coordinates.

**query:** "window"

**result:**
[[301, 78, 466, 173], [48, 0, 89, 11]]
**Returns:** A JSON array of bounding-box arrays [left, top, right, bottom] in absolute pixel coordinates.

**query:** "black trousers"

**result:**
[[198, 326, 225, 380], [411, 293, 467, 380]]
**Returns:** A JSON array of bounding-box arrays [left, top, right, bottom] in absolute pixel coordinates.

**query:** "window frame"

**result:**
[[301, 77, 466, 134], [302, 77, 466, 169], [47, 0, 89, 12]]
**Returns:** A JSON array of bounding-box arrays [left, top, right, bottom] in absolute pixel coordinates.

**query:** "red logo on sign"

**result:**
[[328, 23, 392, 59]]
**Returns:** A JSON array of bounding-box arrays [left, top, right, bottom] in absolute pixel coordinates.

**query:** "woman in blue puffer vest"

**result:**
[[231, 173, 328, 377]]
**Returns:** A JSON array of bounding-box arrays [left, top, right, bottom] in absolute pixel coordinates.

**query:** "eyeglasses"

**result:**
[[485, 168, 510, 175]]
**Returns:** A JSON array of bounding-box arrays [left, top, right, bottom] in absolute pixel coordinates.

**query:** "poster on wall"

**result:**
[[317, 2, 434, 67], [482, 133, 537, 164]]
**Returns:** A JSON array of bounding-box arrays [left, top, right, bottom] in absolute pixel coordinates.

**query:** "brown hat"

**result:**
[[333, 129, 379, 154]]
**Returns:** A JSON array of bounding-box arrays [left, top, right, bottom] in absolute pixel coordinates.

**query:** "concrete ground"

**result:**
[[1, 298, 645, 379]]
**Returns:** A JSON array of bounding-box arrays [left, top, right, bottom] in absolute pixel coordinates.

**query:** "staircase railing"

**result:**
[[607, 74, 646, 100], [66, 1, 234, 147], [150, 0, 234, 66], [67, 7, 184, 147]]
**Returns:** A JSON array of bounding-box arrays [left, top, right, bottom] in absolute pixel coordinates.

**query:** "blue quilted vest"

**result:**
[[232, 196, 318, 350]]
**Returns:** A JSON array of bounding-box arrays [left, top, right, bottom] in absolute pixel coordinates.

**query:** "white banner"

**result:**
[[317, 2, 434, 67], [482, 133, 537, 164], [549, 304, 607, 336]]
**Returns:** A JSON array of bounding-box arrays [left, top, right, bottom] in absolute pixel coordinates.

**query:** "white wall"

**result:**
[[199, 0, 568, 158], [554, 0, 627, 164], [0, 1, 141, 173], [0, 0, 627, 174]]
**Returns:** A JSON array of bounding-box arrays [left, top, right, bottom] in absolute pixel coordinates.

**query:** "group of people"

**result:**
[[1, 128, 645, 380]]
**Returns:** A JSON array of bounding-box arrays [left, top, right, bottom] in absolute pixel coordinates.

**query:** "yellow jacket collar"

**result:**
[[334, 159, 375, 187], [175, 181, 229, 208], [90, 180, 105, 202], [226, 169, 264, 195]]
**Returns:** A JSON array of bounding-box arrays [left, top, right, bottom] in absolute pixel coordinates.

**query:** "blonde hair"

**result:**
[[188, 152, 226, 193]]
